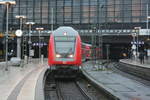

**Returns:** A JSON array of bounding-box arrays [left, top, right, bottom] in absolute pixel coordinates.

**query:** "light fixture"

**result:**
[[56, 54, 61, 58], [36, 27, 44, 61], [0, 0, 16, 71], [0, 1, 16, 5], [68, 54, 74, 58], [63, 32, 67, 36], [15, 15, 26, 19], [15, 29, 23, 37]]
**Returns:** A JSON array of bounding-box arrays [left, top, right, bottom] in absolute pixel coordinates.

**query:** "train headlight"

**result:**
[[68, 54, 74, 58], [56, 54, 61, 58]]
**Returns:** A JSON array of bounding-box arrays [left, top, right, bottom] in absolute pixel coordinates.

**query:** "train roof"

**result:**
[[52, 26, 79, 36]]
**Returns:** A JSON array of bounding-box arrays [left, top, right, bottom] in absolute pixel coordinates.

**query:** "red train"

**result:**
[[82, 43, 102, 61], [82, 43, 92, 61], [48, 26, 82, 73]]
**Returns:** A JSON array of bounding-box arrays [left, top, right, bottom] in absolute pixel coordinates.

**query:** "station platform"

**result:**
[[81, 61, 150, 100], [119, 58, 150, 68], [0, 59, 48, 100]]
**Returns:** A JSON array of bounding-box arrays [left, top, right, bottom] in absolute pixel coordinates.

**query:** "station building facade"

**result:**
[[0, 0, 150, 59], [0, 0, 149, 30]]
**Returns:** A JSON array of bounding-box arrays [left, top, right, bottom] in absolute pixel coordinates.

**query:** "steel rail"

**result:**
[[75, 81, 92, 100], [56, 81, 65, 100]]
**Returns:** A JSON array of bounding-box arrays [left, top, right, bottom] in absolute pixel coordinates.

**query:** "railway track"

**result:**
[[56, 80, 92, 100], [114, 62, 150, 81], [45, 77, 92, 100], [44, 72, 109, 100], [112, 62, 150, 86]]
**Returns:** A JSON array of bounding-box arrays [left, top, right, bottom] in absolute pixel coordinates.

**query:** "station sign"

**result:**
[[139, 29, 150, 35], [148, 49, 150, 56], [131, 41, 144, 45], [30, 49, 34, 56], [32, 42, 47, 46], [132, 29, 150, 35]]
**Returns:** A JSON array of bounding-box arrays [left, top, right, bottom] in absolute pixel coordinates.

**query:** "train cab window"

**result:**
[[54, 36, 76, 55]]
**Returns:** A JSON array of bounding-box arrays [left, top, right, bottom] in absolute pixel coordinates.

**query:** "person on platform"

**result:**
[[139, 51, 145, 64], [144, 48, 148, 60]]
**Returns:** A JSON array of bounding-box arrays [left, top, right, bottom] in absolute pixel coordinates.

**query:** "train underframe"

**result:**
[[49, 65, 81, 78]]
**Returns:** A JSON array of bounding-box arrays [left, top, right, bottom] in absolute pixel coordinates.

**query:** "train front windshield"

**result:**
[[54, 36, 76, 59]]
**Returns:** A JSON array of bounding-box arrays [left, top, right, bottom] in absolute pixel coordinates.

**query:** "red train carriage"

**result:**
[[82, 43, 102, 61], [82, 43, 92, 61], [48, 26, 82, 73]]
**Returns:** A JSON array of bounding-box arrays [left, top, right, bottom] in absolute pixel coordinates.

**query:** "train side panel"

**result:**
[[48, 34, 55, 66], [74, 35, 82, 66]]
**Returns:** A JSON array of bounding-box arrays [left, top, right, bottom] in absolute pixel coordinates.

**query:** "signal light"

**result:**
[[0, 33, 4, 38]]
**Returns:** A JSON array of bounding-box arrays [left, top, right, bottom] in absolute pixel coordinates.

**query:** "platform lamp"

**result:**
[[146, 4, 150, 41], [134, 27, 141, 57], [15, 15, 26, 60], [36, 27, 44, 61], [131, 33, 137, 60], [0, 0, 16, 71], [26, 22, 35, 62], [147, 16, 150, 41]]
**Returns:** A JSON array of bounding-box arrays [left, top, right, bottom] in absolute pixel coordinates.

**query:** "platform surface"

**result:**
[[0, 59, 47, 100], [120, 58, 150, 68], [82, 61, 150, 100]]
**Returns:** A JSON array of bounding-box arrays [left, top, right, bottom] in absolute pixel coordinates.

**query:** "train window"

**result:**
[[54, 36, 76, 55]]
